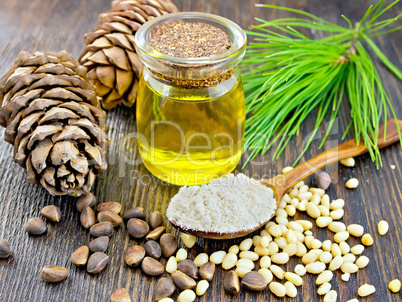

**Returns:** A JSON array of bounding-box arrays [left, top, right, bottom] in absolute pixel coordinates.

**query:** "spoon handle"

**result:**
[[275, 119, 402, 195]]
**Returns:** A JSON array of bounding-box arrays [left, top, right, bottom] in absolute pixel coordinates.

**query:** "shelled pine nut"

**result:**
[[378, 220, 389, 235], [317, 283, 331, 295], [358, 284, 376, 297]]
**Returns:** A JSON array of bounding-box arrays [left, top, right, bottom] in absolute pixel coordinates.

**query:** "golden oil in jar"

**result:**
[[134, 12, 247, 185], [136, 68, 245, 185]]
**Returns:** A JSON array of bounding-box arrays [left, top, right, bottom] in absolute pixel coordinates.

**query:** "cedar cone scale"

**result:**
[[79, 0, 179, 110], [0, 51, 108, 197]]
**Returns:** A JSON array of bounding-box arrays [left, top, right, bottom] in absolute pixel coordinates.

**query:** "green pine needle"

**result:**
[[242, 0, 401, 167]]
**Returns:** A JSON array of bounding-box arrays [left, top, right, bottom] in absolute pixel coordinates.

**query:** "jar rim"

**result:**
[[135, 12, 247, 66]]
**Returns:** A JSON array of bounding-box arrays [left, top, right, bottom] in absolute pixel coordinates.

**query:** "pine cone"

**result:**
[[79, 0, 179, 110], [0, 51, 108, 196]]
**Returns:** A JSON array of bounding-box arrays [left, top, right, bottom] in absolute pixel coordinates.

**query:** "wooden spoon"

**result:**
[[169, 119, 402, 239]]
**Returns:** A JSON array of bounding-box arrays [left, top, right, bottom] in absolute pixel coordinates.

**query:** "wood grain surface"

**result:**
[[0, 0, 401, 301]]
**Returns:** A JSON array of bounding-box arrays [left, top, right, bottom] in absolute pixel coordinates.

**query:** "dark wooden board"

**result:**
[[0, 0, 401, 301]]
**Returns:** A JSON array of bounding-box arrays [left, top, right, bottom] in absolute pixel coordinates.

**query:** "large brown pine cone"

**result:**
[[0, 51, 108, 196], [79, 0, 179, 110]]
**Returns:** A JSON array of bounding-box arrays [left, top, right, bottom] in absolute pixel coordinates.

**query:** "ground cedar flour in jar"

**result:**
[[135, 12, 247, 186], [166, 173, 277, 233]]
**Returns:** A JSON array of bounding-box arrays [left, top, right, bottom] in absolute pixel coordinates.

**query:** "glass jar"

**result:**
[[135, 12, 247, 186]]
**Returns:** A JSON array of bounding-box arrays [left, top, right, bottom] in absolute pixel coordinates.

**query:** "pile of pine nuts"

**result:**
[[169, 162, 397, 302]]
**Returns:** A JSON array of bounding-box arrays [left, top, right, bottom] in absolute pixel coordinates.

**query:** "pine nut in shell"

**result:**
[[25, 217, 47, 235], [171, 270, 196, 290], [269, 282, 286, 297], [80, 208, 95, 230], [141, 257, 164, 276], [224, 270, 240, 294], [160, 234, 178, 258], [124, 245, 145, 267], [110, 288, 131, 302], [97, 202, 122, 214], [146, 226, 166, 241], [76, 192, 96, 212], [155, 277, 175, 301], [148, 211, 163, 229], [127, 219, 149, 238], [90, 222, 114, 237], [358, 284, 376, 297], [378, 220, 389, 235], [41, 205, 61, 222], [40, 265, 68, 282], [123, 207, 146, 220], [97, 211, 122, 227], [0, 239, 12, 259], [199, 262, 215, 281], [70, 246, 89, 267], [178, 260, 198, 279], [89, 236, 109, 253], [87, 252, 109, 274], [316, 171, 331, 190], [196, 280, 209, 296], [241, 271, 268, 291], [389, 279, 401, 293]]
